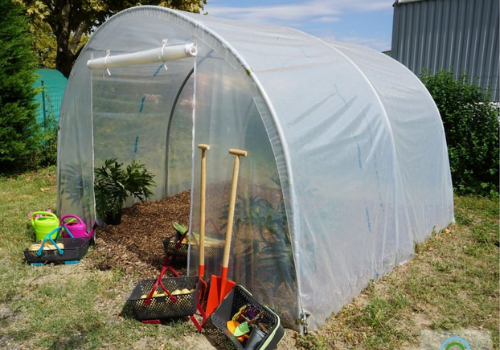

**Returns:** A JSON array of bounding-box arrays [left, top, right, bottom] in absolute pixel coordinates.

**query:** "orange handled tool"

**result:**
[[205, 148, 248, 316]]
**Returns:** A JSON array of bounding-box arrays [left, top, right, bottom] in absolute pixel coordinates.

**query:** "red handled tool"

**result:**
[[205, 148, 247, 316]]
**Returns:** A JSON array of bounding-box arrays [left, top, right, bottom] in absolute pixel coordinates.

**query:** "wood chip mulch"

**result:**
[[87, 190, 191, 279]]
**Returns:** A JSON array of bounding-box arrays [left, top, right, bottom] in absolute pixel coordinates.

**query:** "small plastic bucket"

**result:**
[[31, 211, 59, 241], [246, 327, 266, 350], [60, 215, 88, 238]]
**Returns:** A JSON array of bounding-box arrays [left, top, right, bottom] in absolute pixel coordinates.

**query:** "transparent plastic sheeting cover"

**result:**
[[57, 6, 454, 331]]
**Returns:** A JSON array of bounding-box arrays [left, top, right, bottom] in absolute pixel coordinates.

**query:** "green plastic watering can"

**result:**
[[31, 211, 59, 241]]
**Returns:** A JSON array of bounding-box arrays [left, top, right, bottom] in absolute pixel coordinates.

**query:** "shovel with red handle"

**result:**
[[205, 148, 248, 316]]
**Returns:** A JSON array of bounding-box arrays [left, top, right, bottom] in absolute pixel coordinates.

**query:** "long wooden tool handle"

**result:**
[[222, 149, 248, 269], [197, 144, 210, 277]]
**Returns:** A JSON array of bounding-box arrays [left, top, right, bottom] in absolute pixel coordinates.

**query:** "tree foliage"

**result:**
[[20, 0, 207, 77], [421, 69, 499, 196], [26, 15, 58, 69], [0, 0, 41, 173]]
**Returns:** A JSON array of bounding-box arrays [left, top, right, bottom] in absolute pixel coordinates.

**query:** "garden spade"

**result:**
[[205, 148, 248, 316], [197, 144, 210, 305]]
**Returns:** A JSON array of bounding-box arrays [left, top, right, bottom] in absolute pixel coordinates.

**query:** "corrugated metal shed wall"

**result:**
[[392, 0, 499, 102]]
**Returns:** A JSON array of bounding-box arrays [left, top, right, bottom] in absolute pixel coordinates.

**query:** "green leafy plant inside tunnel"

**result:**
[[221, 176, 297, 295]]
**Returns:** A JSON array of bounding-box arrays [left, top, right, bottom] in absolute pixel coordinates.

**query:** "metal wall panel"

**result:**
[[392, 0, 499, 101]]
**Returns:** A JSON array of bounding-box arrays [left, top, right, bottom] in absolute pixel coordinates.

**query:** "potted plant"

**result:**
[[94, 158, 156, 225]]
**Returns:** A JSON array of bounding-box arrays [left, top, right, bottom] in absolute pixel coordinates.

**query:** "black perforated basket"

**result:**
[[163, 236, 189, 257], [163, 236, 224, 259], [128, 276, 200, 320], [24, 237, 90, 264], [211, 285, 285, 350]]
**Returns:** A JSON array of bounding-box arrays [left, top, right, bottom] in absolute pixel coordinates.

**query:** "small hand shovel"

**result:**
[[227, 320, 250, 342], [234, 321, 251, 337], [234, 310, 264, 337], [205, 149, 248, 316]]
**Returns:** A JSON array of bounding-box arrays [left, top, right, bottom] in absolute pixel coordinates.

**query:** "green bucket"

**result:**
[[31, 211, 59, 241]]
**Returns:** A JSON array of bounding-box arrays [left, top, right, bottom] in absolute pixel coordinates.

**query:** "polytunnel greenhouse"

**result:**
[[57, 6, 455, 331]]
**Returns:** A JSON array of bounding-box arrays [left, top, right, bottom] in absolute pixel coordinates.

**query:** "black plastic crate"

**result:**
[[128, 276, 200, 320], [211, 285, 285, 350], [24, 237, 90, 264], [163, 236, 224, 259], [163, 237, 189, 257]]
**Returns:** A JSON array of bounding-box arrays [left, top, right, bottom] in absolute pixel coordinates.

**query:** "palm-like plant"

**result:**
[[256, 199, 297, 293], [59, 162, 93, 219], [221, 184, 297, 293], [94, 158, 155, 224]]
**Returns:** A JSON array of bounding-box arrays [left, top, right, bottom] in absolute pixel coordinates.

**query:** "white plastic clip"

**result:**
[[104, 50, 111, 76], [161, 39, 168, 71]]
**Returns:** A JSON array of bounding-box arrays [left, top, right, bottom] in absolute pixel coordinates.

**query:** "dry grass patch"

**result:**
[[298, 196, 499, 349]]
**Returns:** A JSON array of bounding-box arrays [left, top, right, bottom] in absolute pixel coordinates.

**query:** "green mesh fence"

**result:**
[[34, 69, 68, 131]]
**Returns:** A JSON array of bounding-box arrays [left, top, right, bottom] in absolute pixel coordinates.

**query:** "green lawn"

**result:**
[[0, 168, 498, 349], [0, 167, 194, 350]]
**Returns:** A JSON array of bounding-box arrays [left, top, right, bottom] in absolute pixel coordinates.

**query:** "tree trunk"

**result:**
[[56, 47, 75, 78], [54, 2, 73, 78]]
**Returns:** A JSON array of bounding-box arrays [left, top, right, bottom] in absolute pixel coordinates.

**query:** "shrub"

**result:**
[[0, 0, 41, 173], [421, 69, 499, 197], [94, 158, 156, 224]]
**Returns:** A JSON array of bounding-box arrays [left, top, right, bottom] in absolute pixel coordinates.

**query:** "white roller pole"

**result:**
[[87, 43, 197, 69]]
